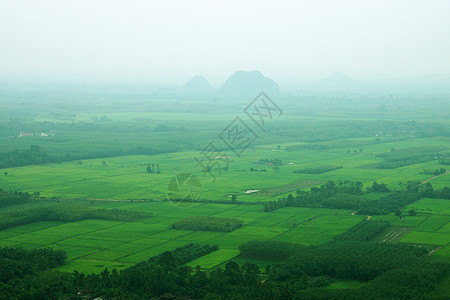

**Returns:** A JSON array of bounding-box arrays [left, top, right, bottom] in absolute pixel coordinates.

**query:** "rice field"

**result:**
[[0, 136, 448, 272]]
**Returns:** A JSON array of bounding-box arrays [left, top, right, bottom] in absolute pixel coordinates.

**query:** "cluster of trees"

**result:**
[[139, 243, 218, 269], [239, 240, 304, 261], [249, 167, 267, 172], [371, 155, 435, 169], [294, 165, 343, 174], [0, 189, 32, 207], [330, 220, 390, 242], [239, 220, 389, 262], [263, 180, 365, 212], [0, 206, 152, 231], [0, 246, 66, 284], [145, 163, 161, 173], [278, 242, 429, 281], [170, 216, 243, 232], [422, 167, 447, 175], [264, 180, 446, 214], [439, 157, 450, 165], [369, 147, 445, 169], [256, 158, 283, 166], [0, 145, 52, 168]]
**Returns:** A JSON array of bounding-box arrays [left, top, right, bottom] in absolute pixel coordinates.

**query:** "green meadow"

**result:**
[[0, 136, 448, 273], [1, 137, 448, 201]]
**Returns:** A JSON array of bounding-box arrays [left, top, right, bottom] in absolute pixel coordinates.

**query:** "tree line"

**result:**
[[0, 205, 152, 231], [264, 180, 448, 214], [294, 165, 343, 174], [170, 216, 243, 232]]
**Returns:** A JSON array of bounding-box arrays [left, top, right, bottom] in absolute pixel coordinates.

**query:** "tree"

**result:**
[[395, 210, 402, 216], [231, 194, 237, 201], [408, 208, 417, 216], [146, 165, 153, 173], [3, 172, 7, 176]]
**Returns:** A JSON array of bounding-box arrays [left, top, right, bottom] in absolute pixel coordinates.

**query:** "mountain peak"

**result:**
[[183, 75, 214, 92], [219, 70, 279, 97]]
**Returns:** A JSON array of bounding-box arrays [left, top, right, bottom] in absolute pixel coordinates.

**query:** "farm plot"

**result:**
[[400, 231, 449, 246], [186, 249, 240, 269], [372, 227, 414, 243], [416, 215, 449, 232], [405, 198, 450, 215]]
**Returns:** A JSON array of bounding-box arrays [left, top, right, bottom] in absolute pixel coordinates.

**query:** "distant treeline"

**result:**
[[264, 180, 449, 214], [293, 165, 342, 174], [0, 145, 52, 168], [439, 157, 450, 165], [0, 144, 176, 169], [367, 146, 447, 169], [422, 167, 447, 175], [0, 206, 152, 231], [171, 216, 243, 232]]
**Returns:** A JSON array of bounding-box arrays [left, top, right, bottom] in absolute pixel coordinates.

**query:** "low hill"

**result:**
[[219, 70, 280, 98]]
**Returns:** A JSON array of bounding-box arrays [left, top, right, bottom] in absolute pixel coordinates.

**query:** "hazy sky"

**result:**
[[1, 0, 449, 86]]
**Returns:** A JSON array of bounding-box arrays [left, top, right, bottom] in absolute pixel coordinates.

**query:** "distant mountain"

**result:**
[[219, 70, 280, 97], [183, 75, 214, 93], [323, 72, 352, 86]]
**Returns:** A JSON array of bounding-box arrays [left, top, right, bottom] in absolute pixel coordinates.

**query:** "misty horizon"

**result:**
[[1, 0, 449, 86]]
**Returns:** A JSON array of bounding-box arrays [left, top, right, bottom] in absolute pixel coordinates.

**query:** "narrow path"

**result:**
[[421, 171, 449, 184]]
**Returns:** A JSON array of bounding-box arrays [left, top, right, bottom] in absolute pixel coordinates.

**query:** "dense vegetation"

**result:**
[[0, 246, 66, 284], [330, 220, 390, 242], [423, 167, 447, 175], [0, 189, 32, 207], [144, 243, 218, 267], [171, 216, 243, 232], [366, 147, 446, 169], [294, 165, 342, 174], [0, 206, 152, 230], [0, 145, 52, 168], [239, 240, 304, 261], [263, 180, 446, 214], [0, 221, 447, 299]]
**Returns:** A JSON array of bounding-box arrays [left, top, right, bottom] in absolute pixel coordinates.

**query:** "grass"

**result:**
[[1, 137, 448, 201]]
